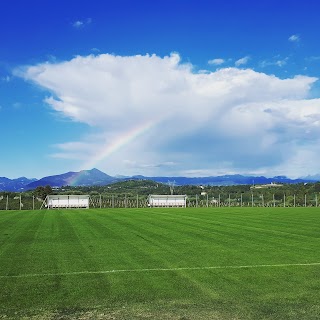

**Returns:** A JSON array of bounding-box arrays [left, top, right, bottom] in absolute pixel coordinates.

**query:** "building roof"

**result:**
[[149, 194, 187, 199]]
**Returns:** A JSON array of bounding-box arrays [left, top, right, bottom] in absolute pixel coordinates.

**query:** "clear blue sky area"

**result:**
[[1, 0, 320, 178]]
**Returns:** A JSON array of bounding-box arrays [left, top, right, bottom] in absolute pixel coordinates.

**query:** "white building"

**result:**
[[46, 195, 90, 209], [148, 194, 187, 208]]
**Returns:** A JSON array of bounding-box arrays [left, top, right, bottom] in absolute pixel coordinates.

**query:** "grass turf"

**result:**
[[0, 207, 320, 319]]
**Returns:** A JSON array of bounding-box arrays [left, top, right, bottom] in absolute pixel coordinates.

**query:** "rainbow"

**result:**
[[68, 119, 158, 186]]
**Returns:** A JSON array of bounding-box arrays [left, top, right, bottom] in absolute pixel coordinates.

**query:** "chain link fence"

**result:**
[[0, 192, 319, 210]]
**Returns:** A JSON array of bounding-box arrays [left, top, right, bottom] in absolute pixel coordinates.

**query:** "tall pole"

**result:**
[[305, 194, 307, 207], [273, 194, 275, 207], [218, 194, 221, 207]]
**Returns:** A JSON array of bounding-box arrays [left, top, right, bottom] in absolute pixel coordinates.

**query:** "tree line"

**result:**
[[1, 180, 320, 210]]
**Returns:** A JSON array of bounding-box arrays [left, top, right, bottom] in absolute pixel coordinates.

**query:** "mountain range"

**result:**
[[0, 168, 318, 192]]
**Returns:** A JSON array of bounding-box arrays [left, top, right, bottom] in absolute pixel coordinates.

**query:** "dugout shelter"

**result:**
[[148, 194, 187, 207], [44, 195, 90, 209]]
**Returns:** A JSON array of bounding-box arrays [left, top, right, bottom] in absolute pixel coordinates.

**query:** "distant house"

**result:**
[[45, 195, 90, 209], [148, 194, 187, 208], [251, 182, 283, 189]]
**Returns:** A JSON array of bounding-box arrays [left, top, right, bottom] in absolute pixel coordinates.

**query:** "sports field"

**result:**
[[0, 207, 320, 319]]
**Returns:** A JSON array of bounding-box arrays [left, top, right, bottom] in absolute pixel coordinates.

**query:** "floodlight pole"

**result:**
[[273, 194, 275, 207]]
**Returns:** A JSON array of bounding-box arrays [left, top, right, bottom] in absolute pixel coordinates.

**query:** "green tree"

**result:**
[[33, 185, 52, 200]]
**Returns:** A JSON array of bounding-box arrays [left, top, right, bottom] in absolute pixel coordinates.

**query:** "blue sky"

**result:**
[[1, 0, 320, 179]]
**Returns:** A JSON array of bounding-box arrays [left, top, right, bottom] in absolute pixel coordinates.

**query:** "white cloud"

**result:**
[[73, 21, 83, 28], [91, 48, 100, 53], [72, 18, 92, 28], [288, 34, 300, 42], [123, 160, 178, 169], [12, 102, 22, 109], [16, 53, 320, 177], [208, 58, 225, 65], [260, 57, 289, 68], [1, 75, 11, 82], [306, 56, 320, 62], [275, 59, 287, 67], [235, 56, 250, 67]]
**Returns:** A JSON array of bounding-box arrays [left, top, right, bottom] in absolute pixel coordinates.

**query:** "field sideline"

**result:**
[[1, 207, 320, 319]]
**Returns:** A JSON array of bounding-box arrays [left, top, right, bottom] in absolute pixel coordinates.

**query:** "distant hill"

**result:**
[[303, 174, 320, 181], [25, 168, 117, 189], [133, 174, 314, 186], [0, 168, 318, 192], [0, 177, 37, 192]]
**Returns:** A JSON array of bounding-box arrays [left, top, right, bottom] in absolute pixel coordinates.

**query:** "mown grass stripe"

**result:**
[[1, 261, 320, 278], [2, 208, 320, 320]]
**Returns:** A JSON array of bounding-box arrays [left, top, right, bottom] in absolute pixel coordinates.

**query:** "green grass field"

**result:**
[[1, 207, 320, 319]]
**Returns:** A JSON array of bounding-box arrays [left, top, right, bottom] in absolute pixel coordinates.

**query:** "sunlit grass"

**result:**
[[0, 207, 320, 319]]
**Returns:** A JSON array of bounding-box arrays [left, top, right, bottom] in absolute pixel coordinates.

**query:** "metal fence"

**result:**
[[0, 193, 319, 210]]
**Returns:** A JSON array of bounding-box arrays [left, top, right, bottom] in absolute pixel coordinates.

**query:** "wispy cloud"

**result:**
[[260, 57, 289, 68], [1, 75, 11, 82], [91, 48, 100, 53], [288, 34, 300, 42], [235, 56, 250, 67], [72, 18, 92, 29], [123, 160, 178, 169], [12, 102, 22, 109], [17, 53, 320, 177], [208, 58, 225, 65], [305, 56, 320, 62]]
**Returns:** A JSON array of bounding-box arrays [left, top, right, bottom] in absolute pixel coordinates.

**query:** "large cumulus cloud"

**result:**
[[17, 53, 320, 177]]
